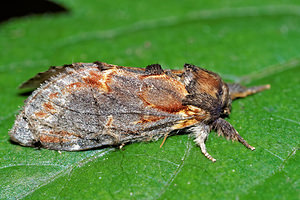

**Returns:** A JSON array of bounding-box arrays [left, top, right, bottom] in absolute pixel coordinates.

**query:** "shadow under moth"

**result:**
[[10, 62, 270, 162]]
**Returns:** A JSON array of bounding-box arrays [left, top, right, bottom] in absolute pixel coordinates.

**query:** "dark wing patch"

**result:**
[[19, 64, 75, 89], [145, 64, 164, 75], [93, 61, 117, 71]]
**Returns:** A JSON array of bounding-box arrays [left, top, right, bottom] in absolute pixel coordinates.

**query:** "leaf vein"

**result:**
[[155, 136, 192, 199], [16, 149, 112, 199]]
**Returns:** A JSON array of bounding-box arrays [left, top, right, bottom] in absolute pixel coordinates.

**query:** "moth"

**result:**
[[10, 62, 270, 162]]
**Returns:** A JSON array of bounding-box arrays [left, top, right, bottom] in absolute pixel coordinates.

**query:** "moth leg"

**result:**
[[212, 118, 255, 150], [191, 124, 216, 162], [227, 83, 270, 100], [160, 133, 169, 148]]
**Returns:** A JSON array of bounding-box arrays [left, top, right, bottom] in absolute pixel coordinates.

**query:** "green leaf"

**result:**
[[0, 0, 299, 199]]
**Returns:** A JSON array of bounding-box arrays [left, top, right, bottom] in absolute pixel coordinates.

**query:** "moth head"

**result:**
[[182, 64, 232, 118]]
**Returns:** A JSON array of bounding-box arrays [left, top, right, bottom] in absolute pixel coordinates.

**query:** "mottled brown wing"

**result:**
[[11, 63, 202, 151]]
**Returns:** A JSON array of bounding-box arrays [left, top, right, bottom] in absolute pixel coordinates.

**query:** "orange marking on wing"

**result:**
[[82, 70, 114, 92], [135, 115, 166, 124], [40, 135, 60, 143], [138, 74, 188, 113], [105, 116, 114, 127], [40, 135, 71, 143], [34, 111, 48, 118], [140, 96, 186, 113], [49, 92, 59, 99], [43, 102, 56, 113], [172, 119, 200, 130], [68, 82, 83, 89], [83, 71, 101, 86], [40, 131, 78, 143]]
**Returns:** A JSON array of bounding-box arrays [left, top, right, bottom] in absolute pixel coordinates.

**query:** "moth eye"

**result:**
[[223, 108, 231, 115]]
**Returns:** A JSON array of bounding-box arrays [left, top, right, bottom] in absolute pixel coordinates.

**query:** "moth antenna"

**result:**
[[236, 134, 255, 150], [212, 118, 255, 150]]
